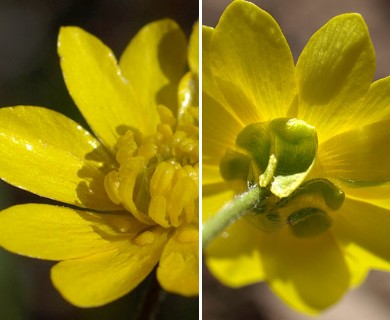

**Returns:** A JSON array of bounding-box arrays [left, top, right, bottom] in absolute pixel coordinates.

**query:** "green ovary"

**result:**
[[219, 118, 345, 238]]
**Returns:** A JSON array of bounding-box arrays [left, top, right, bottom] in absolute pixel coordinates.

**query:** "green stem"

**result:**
[[202, 186, 262, 247]]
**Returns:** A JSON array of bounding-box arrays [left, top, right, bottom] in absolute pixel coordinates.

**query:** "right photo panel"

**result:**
[[202, 0, 390, 319]]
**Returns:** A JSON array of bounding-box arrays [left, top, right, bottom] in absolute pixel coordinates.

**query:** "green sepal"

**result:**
[[269, 118, 317, 176], [236, 122, 271, 173], [219, 149, 251, 181], [277, 178, 345, 211], [288, 207, 332, 238], [236, 118, 318, 198]]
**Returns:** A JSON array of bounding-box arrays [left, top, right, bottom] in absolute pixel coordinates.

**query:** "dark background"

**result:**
[[0, 0, 198, 319], [203, 0, 390, 319]]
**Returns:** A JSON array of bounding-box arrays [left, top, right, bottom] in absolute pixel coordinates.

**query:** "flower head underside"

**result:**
[[203, 0, 390, 314]]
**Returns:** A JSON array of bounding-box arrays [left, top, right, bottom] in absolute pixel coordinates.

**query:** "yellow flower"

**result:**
[[0, 19, 199, 307], [203, 0, 390, 315]]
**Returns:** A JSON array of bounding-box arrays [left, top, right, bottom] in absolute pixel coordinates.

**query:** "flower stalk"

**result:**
[[202, 186, 263, 246]]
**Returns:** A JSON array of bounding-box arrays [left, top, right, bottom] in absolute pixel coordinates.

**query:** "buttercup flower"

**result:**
[[0, 19, 199, 307], [203, 0, 390, 314]]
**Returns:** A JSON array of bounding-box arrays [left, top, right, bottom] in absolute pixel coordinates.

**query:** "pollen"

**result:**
[[104, 105, 199, 229]]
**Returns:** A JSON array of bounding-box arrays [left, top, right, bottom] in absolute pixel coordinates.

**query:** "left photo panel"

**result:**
[[0, 1, 199, 319]]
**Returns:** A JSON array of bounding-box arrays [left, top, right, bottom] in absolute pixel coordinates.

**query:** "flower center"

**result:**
[[104, 105, 198, 228], [220, 118, 345, 238]]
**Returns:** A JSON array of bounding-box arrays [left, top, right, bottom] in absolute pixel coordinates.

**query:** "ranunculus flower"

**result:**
[[203, 0, 390, 314], [0, 20, 199, 307]]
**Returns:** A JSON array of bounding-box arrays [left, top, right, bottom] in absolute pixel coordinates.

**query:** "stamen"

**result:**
[[134, 230, 155, 245], [104, 105, 198, 228], [177, 224, 198, 243]]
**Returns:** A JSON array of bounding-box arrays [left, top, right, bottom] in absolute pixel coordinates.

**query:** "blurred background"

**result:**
[[0, 0, 198, 319], [203, 0, 390, 319]]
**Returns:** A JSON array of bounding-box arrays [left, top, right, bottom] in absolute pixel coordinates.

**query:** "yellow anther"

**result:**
[[116, 130, 137, 164], [134, 230, 155, 245], [103, 104, 198, 229], [137, 141, 157, 160], [157, 123, 173, 139], [150, 161, 175, 196], [172, 130, 187, 146], [104, 171, 121, 205], [180, 137, 196, 153], [149, 195, 170, 228], [177, 225, 198, 243]]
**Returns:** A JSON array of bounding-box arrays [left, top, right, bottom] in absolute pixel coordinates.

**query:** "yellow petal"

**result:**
[[342, 248, 369, 288], [157, 224, 198, 296], [120, 19, 187, 116], [51, 227, 168, 307], [335, 77, 390, 134], [263, 229, 349, 314], [58, 27, 159, 151], [188, 21, 199, 74], [333, 198, 390, 271], [203, 93, 242, 166], [341, 183, 390, 215], [210, 0, 296, 123], [0, 204, 142, 260], [178, 72, 198, 123], [0, 106, 117, 210], [203, 24, 243, 143], [202, 26, 230, 112], [296, 13, 375, 143], [205, 219, 266, 287], [203, 164, 224, 186], [202, 182, 242, 221], [319, 119, 390, 181]]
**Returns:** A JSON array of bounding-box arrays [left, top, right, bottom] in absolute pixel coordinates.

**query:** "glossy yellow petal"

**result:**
[[58, 27, 159, 151], [157, 224, 198, 296], [0, 204, 142, 260], [0, 106, 117, 210], [296, 13, 375, 143], [319, 119, 390, 181], [333, 198, 390, 271], [263, 229, 349, 314], [188, 21, 199, 74], [51, 227, 168, 307], [210, 0, 296, 123], [205, 219, 266, 287], [120, 19, 187, 116]]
